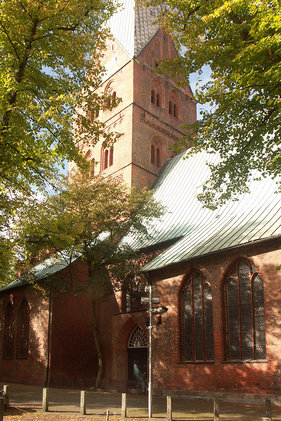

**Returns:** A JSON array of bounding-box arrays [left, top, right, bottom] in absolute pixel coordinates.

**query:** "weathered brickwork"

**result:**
[[141, 241, 281, 395], [0, 285, 49, 385], [70, 28, 196, 189]]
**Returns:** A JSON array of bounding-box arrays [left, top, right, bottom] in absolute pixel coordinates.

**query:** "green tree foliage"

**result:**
[[0, 0, 118, 190], [0, 0, 121, 280], [17, 175, 164, 387], [142, 0, 281, 206]]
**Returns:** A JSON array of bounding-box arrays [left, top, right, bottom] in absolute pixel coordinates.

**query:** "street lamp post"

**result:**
[[148, 283, 152, 419]]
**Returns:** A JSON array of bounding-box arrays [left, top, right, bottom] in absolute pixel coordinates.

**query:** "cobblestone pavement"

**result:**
[[1, 384, 281, 420]]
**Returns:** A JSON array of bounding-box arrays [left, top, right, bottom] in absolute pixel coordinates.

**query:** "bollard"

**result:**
[[0, 397, 3, 421], [80, 390, 86, 415], [167, 395, 172, 421], [214, 398, 219, 421], [3, 385, 9, 410], [121, 393, 127, 418], [106, 409, 110, 421], [42, 388, 49, 412], [266, 398, 272, 420]]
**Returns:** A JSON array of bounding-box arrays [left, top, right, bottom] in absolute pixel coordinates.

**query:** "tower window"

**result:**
[[100, 147, 113, 172], [169, 101, 172, 114], [104, 149, 109, 169], [109, 148, 114, 167], [156, 148, 161, 167], [151, 90, 155, 104], [156, 93, 160, 107], [151, 145, 155, 164], [169, 94, 180, 119]]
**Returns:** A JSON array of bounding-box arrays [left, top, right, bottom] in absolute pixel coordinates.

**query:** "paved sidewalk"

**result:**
[[1, 384, 281, 420]]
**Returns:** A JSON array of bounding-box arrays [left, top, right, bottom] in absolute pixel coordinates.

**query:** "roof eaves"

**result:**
[[141, 234, 281, 275]]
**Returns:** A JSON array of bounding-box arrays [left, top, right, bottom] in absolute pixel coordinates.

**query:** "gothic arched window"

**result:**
[[223, 259, 266, 361], [109, 148, 114, 167], [151, 90, 155, 104], [156, 93, 160, 107], [151, 137, 162, 169], [156, 148, 161, 167], [122, 276, 146, 313], [128, 326, 147, 348], [180, 271, 214, 362], [168, 93, 180, 119], [151, 145, 155, 164], [3, 302, 14, 359], [17, 299, 29, 359], [169, 101, 172, 114]]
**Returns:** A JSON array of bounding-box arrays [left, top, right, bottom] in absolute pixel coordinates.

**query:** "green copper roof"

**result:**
[[124, 150, 281, 273]]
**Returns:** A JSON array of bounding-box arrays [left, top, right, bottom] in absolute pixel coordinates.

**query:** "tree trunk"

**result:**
[[91, 299, 104, 390]]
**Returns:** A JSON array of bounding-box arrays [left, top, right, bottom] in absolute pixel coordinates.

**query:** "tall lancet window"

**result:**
[[180, 271, 214, 362]]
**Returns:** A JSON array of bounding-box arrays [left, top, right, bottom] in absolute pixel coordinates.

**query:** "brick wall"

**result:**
[[146, 241, 281, 395], [0, 285, 49, 386]]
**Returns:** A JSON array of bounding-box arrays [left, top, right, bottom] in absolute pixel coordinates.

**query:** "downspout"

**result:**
[[45, 284, 52, 387]]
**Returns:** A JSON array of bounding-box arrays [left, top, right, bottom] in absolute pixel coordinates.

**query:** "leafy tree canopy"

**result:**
[[17, 176, 164, 280], [0, 0, 118, 191], [0, 0, 121, 279], [141, 0, 281, 207]]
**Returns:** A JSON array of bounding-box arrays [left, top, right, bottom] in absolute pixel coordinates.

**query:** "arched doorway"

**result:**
[[128, 326, 147, 390]]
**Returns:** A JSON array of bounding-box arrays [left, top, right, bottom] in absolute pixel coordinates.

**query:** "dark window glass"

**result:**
[[156, 148, 160, 167], [224, 260, 266, 360], [169, 101, 172, 114], [109, 148, 113, 167], [3, 302, 14, 359], [181, 271, 214, 362], [17, 299, 29, 359], [151, 90, 155, 104], [156, 93, 160, 107], [104, 149, 109, 169], [151, 145, 155, 164], [122, 277, 146, 313]]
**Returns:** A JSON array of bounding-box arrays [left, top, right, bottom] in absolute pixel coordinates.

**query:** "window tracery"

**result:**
[[128, 326, 147, 348], [223, 259, 266, 361], [180, 271, 214, 362], [122, 276, 146, 313]]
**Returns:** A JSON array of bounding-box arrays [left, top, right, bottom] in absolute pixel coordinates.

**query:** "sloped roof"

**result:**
[[0, 253, 79, 293], [3, 151, 281, 292], [106, 0, 162, 58], [123, 151, 281, 272]]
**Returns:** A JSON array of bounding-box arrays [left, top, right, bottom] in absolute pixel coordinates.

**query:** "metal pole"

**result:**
[[148, 282, 152, 418]]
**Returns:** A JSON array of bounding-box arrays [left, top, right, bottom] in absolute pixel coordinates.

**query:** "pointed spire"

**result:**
[[107, 0, 163, 58]]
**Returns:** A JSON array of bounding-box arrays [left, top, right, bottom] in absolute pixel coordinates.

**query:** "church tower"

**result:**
[[70, 0, 196, 189]]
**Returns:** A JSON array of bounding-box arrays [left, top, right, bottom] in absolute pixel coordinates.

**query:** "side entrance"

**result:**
[[127, 326, 147, 390]]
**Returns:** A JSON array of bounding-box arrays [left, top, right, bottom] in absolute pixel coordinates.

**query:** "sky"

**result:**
[[189, 66, 212, 120]]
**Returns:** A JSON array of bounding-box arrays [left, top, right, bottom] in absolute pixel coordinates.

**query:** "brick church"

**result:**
[[1, 0, 281, 399]]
